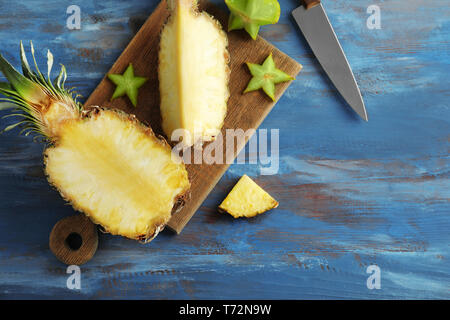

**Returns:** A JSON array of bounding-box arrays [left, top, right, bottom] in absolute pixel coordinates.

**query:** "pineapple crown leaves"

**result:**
[[0, 41, 82, 139]]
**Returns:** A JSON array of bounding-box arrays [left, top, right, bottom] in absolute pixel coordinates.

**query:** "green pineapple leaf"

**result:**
[[0, 102, 15, 110]]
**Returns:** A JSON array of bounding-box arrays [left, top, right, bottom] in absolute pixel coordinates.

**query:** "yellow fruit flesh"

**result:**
[[159, 0, 229, 146], [219, 175, 278, 218], [42, 100, 81, 137], [44, 110, 190, 240]]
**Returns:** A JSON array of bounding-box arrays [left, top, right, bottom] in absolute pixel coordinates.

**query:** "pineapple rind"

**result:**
[[219, 175, 278, 218], [159, 0, 230, 147], [44, 108, 190, 241]]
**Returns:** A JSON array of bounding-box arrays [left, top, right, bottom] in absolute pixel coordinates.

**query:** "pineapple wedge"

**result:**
[[159, 0, 230, 147], [219, 175, 278, 218], [0, 43, 190, 242]]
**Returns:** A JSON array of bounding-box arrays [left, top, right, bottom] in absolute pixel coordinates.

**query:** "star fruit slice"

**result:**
[[108, 63, 148, 107], [244, 53, 295, 101], [225, 0, 281, 40]]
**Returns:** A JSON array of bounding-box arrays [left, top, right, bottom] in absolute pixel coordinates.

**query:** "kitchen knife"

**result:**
[[292, 0, 368, 121]]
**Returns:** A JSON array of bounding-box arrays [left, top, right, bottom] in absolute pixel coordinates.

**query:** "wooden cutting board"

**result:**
[[85, 0, 302, 234]]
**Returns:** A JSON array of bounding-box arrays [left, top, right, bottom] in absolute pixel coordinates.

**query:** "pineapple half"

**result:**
[[219, 175, 278, 218], [159, 0, 230, 147], [0, 43, 190, 242]]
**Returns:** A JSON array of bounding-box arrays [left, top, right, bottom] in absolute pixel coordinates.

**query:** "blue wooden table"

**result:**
[[0, 0, 448, 299]]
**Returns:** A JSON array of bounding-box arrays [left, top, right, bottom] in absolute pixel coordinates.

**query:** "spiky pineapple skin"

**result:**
[[44, 108, 190, 242], [159, 0, 230, 147]]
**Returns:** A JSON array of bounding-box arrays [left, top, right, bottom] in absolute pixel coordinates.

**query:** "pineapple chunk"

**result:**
[[159, 0, 229, 147], [219, 175, 278, 218], [45, 109, 190, 241]]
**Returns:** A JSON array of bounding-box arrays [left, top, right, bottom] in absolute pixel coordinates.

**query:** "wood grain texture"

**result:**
[[84, 0, 301, 233], [49, 214, 98, 265], [0, 0, 448, 299], [303, 0, 321, 10]]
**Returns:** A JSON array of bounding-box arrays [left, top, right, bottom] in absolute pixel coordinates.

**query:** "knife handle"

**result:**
[[302, 0, 321, 9]]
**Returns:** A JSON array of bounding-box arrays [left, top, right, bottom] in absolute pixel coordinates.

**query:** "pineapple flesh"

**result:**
[[219, 175, 278, 218], [45, 110, 189, 240], [159, 0, 230, 147], [0, 43, 190, 242]]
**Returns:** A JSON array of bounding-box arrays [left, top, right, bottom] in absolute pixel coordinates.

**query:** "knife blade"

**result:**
[[292, 0, 368, 121]]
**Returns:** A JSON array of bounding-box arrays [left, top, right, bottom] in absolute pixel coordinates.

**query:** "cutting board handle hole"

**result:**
[[65, 232, 83, 251]]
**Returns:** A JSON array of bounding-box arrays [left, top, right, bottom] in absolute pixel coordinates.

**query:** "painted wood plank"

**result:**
[[0, 0, 448, 299]]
